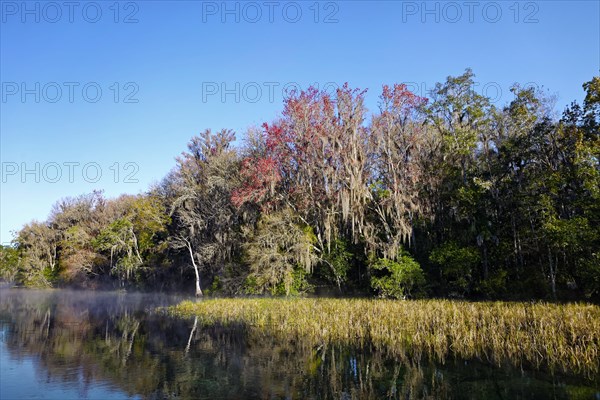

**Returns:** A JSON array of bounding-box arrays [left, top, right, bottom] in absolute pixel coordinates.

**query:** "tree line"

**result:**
[[2, 69, 599, 300]]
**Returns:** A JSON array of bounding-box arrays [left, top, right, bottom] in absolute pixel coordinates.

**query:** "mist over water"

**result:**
[[0, 289, 597, 399]]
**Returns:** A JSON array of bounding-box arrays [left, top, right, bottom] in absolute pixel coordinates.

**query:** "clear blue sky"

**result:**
[[1, 0, 599, 243]]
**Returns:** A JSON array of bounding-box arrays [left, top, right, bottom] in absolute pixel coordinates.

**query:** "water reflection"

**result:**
[[0, 289, 597, 399]]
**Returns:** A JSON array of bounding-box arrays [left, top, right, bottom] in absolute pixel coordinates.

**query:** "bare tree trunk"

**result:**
[[47, 245, 57, 271], [42, 308, 51, 338], [185, 239, 203, 297], [185, 316, 198, 355], [110, 247, 114, 270], [131, 228, 143, 264], [122, 321, 140, 366], [195, 274, 203, 297]]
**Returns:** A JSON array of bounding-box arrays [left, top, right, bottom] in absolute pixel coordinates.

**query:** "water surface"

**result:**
[[0, 289, 597, 399]]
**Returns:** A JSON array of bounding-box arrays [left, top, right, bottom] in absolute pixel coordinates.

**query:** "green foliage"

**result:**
[[93, 218, 133, 252], [429, 68, 491, 163], [127, 195, 170, 255], [93, 218, 145, 285], [6, 73, 600, 301], [242, 275, 261, 295], [42, 265, 60, 284], [205, 276, 222, 296], [13, 221, 59, 287], [243, 208, 317, 296], [320, 238, 352, 289], [430, 242, 480, 297], [576, 253, 600, 299], [0, 245, 20, 282], [243, 268, 313, 296], [91, 197, 169, 286], [543, 216, 597, 253], [369, 250, 425, 299], [273, 268, 313, 296], [476, 269, 508, 299], [369, 180, 390, 200]]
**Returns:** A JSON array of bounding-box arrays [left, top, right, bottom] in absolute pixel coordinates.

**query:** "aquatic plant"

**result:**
[[169, 298, 600, 379]]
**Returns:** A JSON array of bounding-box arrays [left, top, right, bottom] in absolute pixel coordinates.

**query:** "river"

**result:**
[[0, 289, 597, 399]]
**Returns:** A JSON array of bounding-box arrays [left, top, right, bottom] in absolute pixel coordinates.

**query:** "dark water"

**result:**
[[0, 289, 598, 400]]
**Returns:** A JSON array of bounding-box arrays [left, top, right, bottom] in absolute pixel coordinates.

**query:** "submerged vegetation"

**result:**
[[170, 298, 600, 380], [1, 70, 599, 302]]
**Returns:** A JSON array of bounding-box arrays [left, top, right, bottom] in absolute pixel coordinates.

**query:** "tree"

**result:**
[[240, 85, 371, 257], [75, 194, 171, 286], [320, 238, 352, 291], [430, 242, 480, 298], [6, 72, 599, 301], [369, 250, 425, 299], [94, 218, 143, 285], [14, 222, 60, 286], [170, 129, 240, 296], [428, 68, 492, 183], [0, 244, 20, 282], [243, 208, 317, 296], [49, 191, 106, 282], [370, 83, 429, 257], [60, 225, 98, 281]]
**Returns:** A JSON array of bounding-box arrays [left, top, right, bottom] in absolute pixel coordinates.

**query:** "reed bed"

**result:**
[[168, 298, 600, 379]]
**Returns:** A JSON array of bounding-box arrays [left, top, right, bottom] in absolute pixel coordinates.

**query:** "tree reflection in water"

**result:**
[[0, 289, 597, 400]]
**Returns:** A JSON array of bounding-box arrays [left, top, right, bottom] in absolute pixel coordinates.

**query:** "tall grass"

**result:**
[[168, 299, 600, 379]]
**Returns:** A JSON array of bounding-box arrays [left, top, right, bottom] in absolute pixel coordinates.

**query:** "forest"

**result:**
[[2, 69, 599, 301]]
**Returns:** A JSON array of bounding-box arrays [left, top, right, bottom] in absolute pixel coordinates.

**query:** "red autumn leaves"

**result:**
[[233, 83, 428, 214]]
